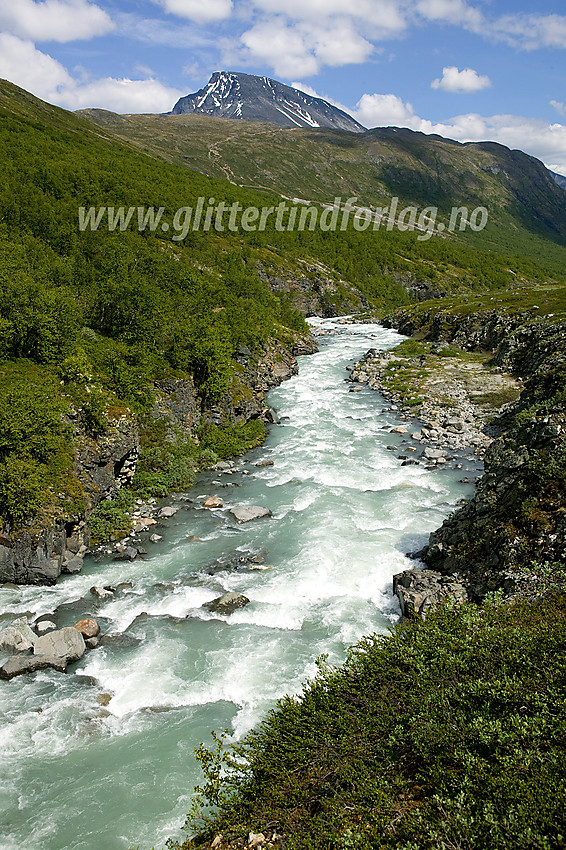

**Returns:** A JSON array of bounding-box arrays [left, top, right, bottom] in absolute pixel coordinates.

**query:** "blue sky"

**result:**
[[1, 0, 566, 172]]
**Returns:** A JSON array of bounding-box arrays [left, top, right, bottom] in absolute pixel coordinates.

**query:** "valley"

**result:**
[[0, 72, 565, 850]]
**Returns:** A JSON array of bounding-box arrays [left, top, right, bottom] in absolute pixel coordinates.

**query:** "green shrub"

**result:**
[[88, 489, 136, 543], [197, 421, 266, 459], [179, 594, 566, 850]]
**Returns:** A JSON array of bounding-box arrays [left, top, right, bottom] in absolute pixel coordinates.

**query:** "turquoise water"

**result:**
[[0, 320, 478, 850]]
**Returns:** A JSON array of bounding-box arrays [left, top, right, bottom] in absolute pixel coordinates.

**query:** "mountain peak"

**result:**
[[171, 71, 365, 132]]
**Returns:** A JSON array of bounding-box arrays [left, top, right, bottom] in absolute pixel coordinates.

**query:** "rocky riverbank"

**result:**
[[375, 310, 566, 614], [0, 332, 317, 587], [348, 343, 518, 458]]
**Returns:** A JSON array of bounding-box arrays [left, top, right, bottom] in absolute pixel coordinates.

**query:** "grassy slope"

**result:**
[[78, 110, 566, 277]]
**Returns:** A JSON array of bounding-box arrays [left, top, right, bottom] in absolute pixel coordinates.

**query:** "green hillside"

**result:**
[[1, 77, 566, 532], [78, 110, 566, 273]]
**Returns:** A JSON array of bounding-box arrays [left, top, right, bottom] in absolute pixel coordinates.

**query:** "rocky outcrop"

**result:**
[[382, 308, 566, 603], [384, 307, 526, 353], [423, 382, 566, 599], [75, 418, 140, 510], [258, 261, 368, 317], [1, 327, 317, 586], [0, 524, 72, 586], [205, 334, 317, 428], [0, 415, 137, 585], [150, 377, 200, 439], [393, 569, 468, 619]]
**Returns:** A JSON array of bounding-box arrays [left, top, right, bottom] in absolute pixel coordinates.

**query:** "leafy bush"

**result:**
[[179, 594, 566, 850], [0, 369, 73, 527], [87, 489, 136, 543], [197, 421, 266, 459]]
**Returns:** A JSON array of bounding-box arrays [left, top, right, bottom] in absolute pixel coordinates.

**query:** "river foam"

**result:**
[[0, 319, 478, 850]]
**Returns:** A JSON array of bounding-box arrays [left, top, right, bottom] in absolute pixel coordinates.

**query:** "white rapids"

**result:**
[[0, 319, 479, 850]]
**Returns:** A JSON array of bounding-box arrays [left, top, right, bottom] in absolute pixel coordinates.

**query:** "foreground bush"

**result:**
[[176, 594, 566, 849]]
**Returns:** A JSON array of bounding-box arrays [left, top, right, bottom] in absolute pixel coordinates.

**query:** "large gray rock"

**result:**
[[0, 618, 37, 652], [90, 586, 114, 602], [204, 592, 250, 615], [1, 654, 68, 680], [113, 546, 138, 562], [61, 554, 84, 575], [423, 447, 447, 460], [393, 569, 468, 619], [34, 627, 85, 662], [229, 506, 272, 524]]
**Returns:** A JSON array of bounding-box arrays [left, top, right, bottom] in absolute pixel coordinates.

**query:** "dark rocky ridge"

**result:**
[[171, 71, 364, 133]]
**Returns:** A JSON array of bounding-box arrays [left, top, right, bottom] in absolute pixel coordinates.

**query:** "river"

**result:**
[[0, 319, 479, 850]]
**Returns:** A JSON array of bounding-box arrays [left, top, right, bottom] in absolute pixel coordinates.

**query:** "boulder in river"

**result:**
[[255, 459, 274, 468], [204, 592, 250, 615], [0, 618, 37, 652], [203, 497, 223, 509], [229, 506, 272, 524], [158, 506, 178, 519], [34, 627, 86, 662], [99, 633, 141, 649], [113, 546, 138, 562], [1, 654, 68, 680], [74, 618, 100, 639], [90, 586, 114, 602], [62, 554, 84, 575], [423, 447, 447, 461], [36, 620, 57, 635]]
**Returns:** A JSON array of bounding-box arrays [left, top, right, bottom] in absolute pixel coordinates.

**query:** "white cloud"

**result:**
[[0, 0, 114, 43], [415, 0, 483, 31], [354, 93, 418, 128], [0, 34, 182, 113], [154, 0, 233, 24], [60, 77, 184, 112], [238, 16, 374, 78], [551, 100, 566, 117], [0, 33, 73, 93], [415, 2, 566, 51], [431, 66, 491, 93], [493, 14, 566, 50], [250, 0, 406, 35]]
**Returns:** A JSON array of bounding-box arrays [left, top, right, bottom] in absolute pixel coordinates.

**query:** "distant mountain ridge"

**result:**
[[171, 71, 365, 132], [550, 169, 566, 189]]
